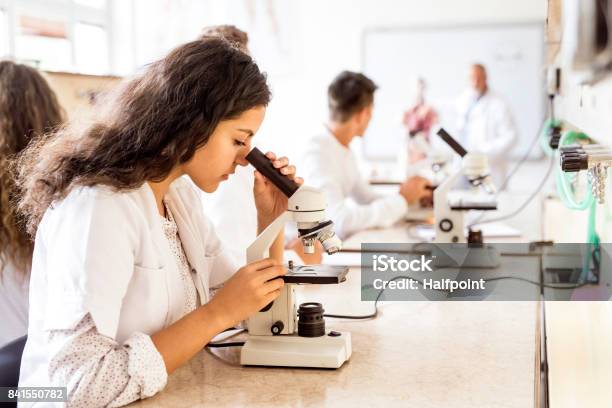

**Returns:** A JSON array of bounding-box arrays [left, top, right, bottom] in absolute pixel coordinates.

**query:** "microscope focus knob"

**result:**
[[271, 321, 284, 335], [439, 218, 453, 232]]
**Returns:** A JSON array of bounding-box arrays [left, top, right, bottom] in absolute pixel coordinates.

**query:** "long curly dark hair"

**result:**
[[0, 61, 64, 277], [16, 38, 271, 237]]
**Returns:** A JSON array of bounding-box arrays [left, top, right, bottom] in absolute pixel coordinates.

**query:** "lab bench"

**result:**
[[129, 225, 540, 407], [129, 266, 539, 408], [129, 196, 611, 407]]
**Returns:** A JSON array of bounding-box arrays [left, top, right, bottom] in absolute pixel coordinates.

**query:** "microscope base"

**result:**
[[240, 331, 351, 368]]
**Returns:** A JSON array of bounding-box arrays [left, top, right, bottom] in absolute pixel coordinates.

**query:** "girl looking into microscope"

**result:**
[[16, 38, 300, 406]]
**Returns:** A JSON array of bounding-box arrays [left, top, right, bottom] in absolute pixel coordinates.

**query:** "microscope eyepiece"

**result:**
[[246, 147, 300, 197]]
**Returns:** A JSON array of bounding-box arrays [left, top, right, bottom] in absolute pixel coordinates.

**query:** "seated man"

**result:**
[[301, 71, 431, 239]]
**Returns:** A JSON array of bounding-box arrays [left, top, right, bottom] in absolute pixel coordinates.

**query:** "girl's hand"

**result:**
[[206, 258, 286, 328], [253, 151, 303, 229], [151, 258, 285, 374]]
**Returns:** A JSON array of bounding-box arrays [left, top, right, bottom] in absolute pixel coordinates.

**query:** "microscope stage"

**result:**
[[283, 264, 349, 284]]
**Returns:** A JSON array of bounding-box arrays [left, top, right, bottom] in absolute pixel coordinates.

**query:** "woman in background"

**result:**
[[0, 60, 64, 347]]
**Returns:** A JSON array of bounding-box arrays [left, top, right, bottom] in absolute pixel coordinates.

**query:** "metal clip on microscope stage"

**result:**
[[239, 147, 351, 369], [560, 144, 612, 204]]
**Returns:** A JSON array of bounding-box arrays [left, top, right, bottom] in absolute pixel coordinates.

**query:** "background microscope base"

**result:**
[[240, 331, 351, 368]]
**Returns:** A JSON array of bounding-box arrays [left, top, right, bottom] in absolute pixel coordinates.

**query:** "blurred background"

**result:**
[[0, 0, 546, 170]]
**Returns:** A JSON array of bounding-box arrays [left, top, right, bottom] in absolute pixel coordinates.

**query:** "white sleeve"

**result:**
[[483, 99, 519, 157], [48, 314, 167, 407], [40, 189, 167, 405], [325, 182, 408, 238], [305, 148, 407, 239], [43, 188, 138, 339], [351, 170, 386, 204]]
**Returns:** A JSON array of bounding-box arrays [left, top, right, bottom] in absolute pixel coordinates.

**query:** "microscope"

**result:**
[[239, 148, 352, 369], [433, 129, 497, 244]]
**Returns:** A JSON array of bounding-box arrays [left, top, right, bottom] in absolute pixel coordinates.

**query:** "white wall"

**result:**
[[257, 0, 547, 162], [109, 0, 546, 163]]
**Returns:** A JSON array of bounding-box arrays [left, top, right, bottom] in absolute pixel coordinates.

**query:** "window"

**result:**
[[74, 0, 107, 9], [3, 0, 111, 74], [0, 9, 8, 58], [74, 22, 109, 74], [15, 16, 72, 71]]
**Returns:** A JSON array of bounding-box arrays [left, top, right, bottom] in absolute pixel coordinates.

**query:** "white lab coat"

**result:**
[[202, 165, 257, 265], [0, 260, 29, 347], [301, 129, 408, 239], [455, 90, 518, 185], [19, 177, 239, 390], [203, 164, 301, 264]]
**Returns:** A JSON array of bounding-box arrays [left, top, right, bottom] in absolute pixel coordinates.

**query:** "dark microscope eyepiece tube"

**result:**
[[246, 147, 300, 198], [436, 128, 468, 157]]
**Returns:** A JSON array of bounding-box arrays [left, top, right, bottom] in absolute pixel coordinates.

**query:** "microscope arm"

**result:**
[[247, 211, 290, 263], [433, 167, 463, 208], [433, 168, 466, 243]]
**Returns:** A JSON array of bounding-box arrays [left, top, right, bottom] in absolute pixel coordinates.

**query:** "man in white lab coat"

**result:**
[[301, 71, 431, 239], [456, 63, 518, 186]]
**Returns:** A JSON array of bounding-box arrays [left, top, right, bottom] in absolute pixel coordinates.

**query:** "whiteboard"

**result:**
[[362, 23, 545, 160]]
